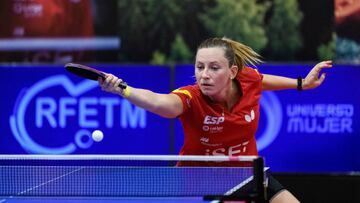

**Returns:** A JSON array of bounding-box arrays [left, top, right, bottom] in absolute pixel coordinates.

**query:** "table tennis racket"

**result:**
[[65, 63, 127, 89]]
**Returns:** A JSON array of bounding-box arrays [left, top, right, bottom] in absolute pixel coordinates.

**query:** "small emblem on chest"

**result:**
[[245, 110, 255, 123]]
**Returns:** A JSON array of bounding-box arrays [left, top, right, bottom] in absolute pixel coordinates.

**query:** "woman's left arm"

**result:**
[[262, 61, 332, 91]]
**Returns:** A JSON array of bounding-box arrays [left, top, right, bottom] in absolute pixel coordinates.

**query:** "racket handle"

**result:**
[[119, 81, 127, 89]]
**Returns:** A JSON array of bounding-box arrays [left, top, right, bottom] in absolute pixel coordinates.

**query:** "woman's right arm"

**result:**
[[98, 73, 183, 118]]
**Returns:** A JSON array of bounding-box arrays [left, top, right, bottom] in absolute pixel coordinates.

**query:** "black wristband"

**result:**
[[297, 77, 303, 91]]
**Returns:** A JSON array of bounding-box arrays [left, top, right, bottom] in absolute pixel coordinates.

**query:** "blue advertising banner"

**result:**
[[174, 64, 360, 172], [0, 65, 171, 155], [1, 63, 359, 172]]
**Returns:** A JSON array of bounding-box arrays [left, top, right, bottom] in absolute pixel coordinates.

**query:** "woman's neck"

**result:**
[[210, 80, 240, 111]]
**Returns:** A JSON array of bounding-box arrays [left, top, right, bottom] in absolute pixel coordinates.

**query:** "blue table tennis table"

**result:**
[[0, 155, 266, 203]]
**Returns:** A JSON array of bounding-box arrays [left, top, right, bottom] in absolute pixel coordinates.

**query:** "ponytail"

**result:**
[[222, 37, 263, 69]]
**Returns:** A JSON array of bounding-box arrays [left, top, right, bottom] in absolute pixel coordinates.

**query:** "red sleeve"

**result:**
[[238, 66, 263, 81]]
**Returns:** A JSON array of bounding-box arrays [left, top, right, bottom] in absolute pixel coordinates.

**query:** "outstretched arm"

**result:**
[[262, 61, 332, 91], [98, 74, 183, 118]]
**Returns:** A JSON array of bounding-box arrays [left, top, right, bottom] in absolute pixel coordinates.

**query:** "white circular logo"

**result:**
[[202, 125, 209, 131]]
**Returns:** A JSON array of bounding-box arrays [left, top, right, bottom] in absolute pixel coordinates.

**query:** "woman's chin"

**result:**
[[200, 88, 215, 96]]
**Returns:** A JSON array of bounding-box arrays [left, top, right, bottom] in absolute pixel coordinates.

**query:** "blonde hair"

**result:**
[[197, 37, 263, 69]]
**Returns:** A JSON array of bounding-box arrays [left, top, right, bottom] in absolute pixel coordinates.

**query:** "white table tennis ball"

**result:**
[[92, 130, 104, 142]]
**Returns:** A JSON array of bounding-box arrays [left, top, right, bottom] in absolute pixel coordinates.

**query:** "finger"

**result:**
[[320, 60, 333, 67], [318, 73, 326, 84], [110, 75, 118, 84], [313, 65, 322, 75], [110, 76, 119, 90], [114, 77, 123, 87], [105, 74, 113, 84], [114, 78, 122, 92], [104, 74, 114, 88], [313, 61, 332, 74], [324, 61, 333, 68]]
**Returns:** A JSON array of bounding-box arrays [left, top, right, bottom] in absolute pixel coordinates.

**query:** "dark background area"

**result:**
[[298, 0, 334, 61], [274, 173, 360, 202]]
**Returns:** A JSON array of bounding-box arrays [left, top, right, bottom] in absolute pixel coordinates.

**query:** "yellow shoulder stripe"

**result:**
[[172, 89, 192, 99]]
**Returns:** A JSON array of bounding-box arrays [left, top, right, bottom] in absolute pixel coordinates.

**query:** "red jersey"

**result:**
[[171, 67, 263, 166]]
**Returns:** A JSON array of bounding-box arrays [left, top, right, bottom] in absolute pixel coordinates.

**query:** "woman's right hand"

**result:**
[[98, 73, 125, 95]]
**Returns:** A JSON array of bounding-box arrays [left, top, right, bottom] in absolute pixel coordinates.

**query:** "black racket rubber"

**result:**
[[65, 63, 127, 89]]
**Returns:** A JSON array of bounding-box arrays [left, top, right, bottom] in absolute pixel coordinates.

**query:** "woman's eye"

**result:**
[[196, 66, 204, 70], [211, 66, 219, 70]]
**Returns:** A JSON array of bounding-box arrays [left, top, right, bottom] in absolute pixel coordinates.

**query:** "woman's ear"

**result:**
[[230, 65, 239, 79]]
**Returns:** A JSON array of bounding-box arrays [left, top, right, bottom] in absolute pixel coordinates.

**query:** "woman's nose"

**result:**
[[201, 68, 210, 78]]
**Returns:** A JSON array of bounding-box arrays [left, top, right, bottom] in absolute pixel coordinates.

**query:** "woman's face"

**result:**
[[195, 47, 236, 98]]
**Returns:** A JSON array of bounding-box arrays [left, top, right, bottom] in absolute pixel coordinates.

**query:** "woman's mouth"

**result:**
[[201, 83, 213, 87]]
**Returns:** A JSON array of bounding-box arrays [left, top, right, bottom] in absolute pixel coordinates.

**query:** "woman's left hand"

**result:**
[[303, 60, 332, 90]]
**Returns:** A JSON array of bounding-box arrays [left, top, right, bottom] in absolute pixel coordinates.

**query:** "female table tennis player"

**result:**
[[98, 37, 332, 203]]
